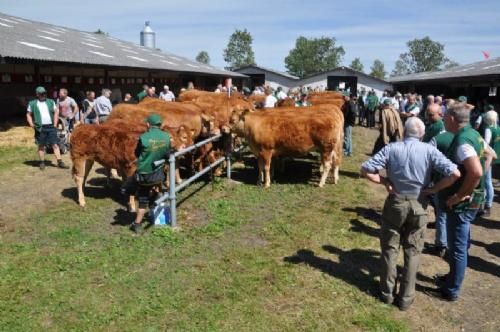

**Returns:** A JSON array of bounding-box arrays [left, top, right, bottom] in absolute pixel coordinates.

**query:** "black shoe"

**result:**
[[130, 222, 142, 234], [57, 160, 69, 169], [39, 161, 46, 170], [482, 208, 491, 218], [425, 287, 459, 302], [396, 298, 414, 311], [433, 273, 448, 287], [378, 293, 394, 305]]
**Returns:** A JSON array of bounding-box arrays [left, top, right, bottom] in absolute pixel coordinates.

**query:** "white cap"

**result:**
[[164, 85, 169, 90]]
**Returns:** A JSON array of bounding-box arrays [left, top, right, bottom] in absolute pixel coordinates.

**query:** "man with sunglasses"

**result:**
[[26, 86, 69, 170]]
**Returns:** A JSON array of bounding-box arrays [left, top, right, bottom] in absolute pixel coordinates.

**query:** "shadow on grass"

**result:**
[[342, 207, 381, 224], [23, 160, 58, 168], [61, 177, 127, 208], [284, 245, 380, 297], [339, 170, 361, 179], [349, 219, 379, 237]]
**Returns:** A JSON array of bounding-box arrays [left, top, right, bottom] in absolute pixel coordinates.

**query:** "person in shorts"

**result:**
[[26, 86, 69, 170]]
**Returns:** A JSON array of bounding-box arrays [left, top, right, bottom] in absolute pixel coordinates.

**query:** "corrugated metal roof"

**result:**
[[0, 12, 245, 77], [235, 65, 300, 80], [388, 57, 500, 83]]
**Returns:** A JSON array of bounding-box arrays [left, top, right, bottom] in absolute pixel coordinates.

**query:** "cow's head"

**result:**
[[200, 113, 217, 137]]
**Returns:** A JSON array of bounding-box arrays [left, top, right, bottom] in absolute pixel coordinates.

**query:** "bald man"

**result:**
[[422, 104, 445, 143]]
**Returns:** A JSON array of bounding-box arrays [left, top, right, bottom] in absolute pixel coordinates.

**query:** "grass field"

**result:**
[[0, 131, 409, 331]]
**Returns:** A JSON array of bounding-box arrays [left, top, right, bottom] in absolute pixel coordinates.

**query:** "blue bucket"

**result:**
[[149, 203, 171, 226]]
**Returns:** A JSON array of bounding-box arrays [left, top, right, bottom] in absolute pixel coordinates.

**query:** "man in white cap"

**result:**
[[159, 85, 175, 102]]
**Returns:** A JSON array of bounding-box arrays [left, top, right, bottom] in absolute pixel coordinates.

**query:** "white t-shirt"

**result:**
[[27, 101, 54, 125], [159, 91, 175, 101], [456, 144, 477, 163], [277, 91, 287, 100], [264, 95, 278, 108]]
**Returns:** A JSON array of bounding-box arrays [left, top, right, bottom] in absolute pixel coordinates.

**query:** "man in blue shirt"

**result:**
[[361, 117, 460, 311]]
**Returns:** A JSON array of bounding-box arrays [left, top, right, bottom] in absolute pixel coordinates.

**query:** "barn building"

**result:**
[[0, 12, 245, 116], [389, 57, 500, 106], [234, 65, 392, 97]]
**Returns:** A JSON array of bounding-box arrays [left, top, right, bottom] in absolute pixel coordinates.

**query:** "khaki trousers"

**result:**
[[380, 194, 428, 306]]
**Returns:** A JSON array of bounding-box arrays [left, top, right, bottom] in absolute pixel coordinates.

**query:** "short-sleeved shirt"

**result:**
[[57, 97, 77, 119], [27, 100, 56, 125], [159, 91, 175, 101], [362, 137, 458, 196], [264, 95, 278, 108], [95, 96, 112, 116]]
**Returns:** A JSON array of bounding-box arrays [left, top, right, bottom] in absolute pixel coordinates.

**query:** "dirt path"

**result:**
[[0, 153, 116, 230], [358, 127, 500, 331]]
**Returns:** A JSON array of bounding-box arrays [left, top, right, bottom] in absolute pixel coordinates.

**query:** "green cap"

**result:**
[[457, 96, 467, 103], [146, 113, 162, 126], [342, 91, 350, 97], [35, 86, 47, 94], [486, 104, 494, 110], [383, 98, 391, 106]]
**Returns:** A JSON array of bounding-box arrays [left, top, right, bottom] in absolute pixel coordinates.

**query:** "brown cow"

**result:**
[[71, 120, 190, 210], [231, 108, 343, 188]]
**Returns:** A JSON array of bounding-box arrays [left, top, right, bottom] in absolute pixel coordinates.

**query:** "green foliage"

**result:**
[[223, 29, 255, 70], [196, 51, 210, 65], [349, 57, 364, 73], [390, 59, 411, 77], [394, 36, 456, 74], [369, 59, 387, 80], [285, 36, 345, 78]]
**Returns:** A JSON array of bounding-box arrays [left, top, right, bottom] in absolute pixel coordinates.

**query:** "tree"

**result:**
[[223, 29, 255, 70], [196, 51, 210, 64], [443, 60, 460, 70], [395, 36, 455, 73], [390, 59, 411, 77], [369, 59, 387, 80], [349, 57, 364, 73], [94, 29, 107, 36], [285, 36, 345, 78]]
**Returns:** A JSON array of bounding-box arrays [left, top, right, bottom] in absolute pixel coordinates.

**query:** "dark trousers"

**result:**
[[367, 110, 376, 128]]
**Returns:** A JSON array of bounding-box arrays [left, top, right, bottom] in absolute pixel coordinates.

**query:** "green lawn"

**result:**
[[0, 146, 35, 172], [0, 129, 409, 331]]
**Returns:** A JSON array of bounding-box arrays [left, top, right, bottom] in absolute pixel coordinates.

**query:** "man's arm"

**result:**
[[446, 156, 482, 208], [71, 100, 80, 120], [360, 168, 395, 194], [423, 169, 461, 195], [26, 111, 34, 128], [53, 104, 59, 127]]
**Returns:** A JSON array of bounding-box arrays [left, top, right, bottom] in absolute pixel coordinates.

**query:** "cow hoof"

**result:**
[[79, 201, 86, 208], [318, 183, 325, 188], [127, 205, 136, 213]]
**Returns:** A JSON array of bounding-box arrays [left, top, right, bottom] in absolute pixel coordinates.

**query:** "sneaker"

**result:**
[[130, 222, 142, 234], [57, 160, 69, 169], [433, 273, 448, 287], [482, 208, 491, 218], [39, 161, 46, 170]]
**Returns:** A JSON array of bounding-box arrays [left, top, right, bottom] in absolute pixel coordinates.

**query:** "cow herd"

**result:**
[[69, 90, 345, 211]]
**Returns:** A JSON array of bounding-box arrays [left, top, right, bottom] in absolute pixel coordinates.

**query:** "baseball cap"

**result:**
[[457, 96, 467, 103], [383, 99, 392, 105], [146, 113, 162, 126], [486, 104, 494, 110], [35, 86, 47, 94]]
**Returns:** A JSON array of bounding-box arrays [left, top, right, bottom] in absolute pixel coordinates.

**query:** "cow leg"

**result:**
[[128, 195, 136, 213], [83, 160, 94, 185], [257, 156, 265, 186], [319, 149, 334, 187], [110, 168, 120, 179], [73, 158, 87, 207], [262, 151, 273, 188], [176, 168, 183, 184]]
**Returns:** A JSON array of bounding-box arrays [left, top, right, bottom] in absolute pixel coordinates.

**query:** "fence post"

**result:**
[[226, 154, 231, 180], [168, 153, 177, 227]]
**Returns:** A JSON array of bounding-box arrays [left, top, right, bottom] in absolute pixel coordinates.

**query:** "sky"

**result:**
[[1, 0, 500, 74]]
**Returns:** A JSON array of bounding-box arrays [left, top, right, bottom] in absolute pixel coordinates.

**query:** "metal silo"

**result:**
[[140, 21, 155, 48]]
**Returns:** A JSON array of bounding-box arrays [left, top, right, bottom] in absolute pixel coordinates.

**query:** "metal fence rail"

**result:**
[[154, 133, 235, 227]]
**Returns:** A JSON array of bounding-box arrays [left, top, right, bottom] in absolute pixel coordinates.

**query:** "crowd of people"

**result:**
[[360, 91, 499, 311], [25, 83, 499, 297]]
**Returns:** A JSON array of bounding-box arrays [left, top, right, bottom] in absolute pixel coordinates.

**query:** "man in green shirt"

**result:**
[[26, 86, 69, 170], [130, 113, 171, 233], [136, 84, 149, 102], [366, 91, 379, 128], [423, 104, 445, 143]]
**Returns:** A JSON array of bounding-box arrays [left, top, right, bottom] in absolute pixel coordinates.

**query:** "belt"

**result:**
[[41, 124, 54, 128], [98, 114, 109, 117], [390, 193, 420, 200]]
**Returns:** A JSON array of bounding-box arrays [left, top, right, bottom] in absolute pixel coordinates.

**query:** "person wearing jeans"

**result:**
[[432, 102, 491, 301], [342, 93, 356, 157], [481, 109, 498, 217]]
